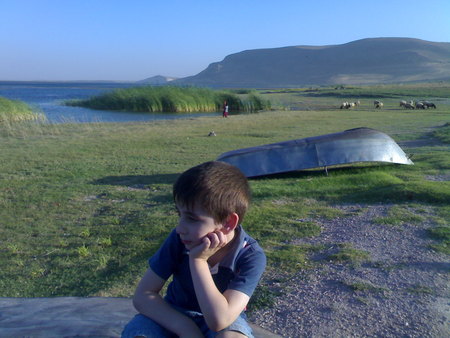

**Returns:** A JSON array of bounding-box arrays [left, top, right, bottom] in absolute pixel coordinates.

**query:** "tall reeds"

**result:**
[[0, 97, 42, 123], [66, 86, 270, 113]]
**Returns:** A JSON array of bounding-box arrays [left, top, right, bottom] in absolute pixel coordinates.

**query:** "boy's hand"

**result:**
[[189, 230, 227, 261]]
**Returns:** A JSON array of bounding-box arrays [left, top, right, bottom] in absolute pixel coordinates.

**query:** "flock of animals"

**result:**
[[339, 99, 437, 109], [398, 100, 436, 109], [340, 100, 361, 109]]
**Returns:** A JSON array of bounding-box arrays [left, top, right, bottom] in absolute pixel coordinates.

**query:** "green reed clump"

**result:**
[[243, 92, 271, 112], [0, 97, 41, 122], [66, 86, 270, 113]]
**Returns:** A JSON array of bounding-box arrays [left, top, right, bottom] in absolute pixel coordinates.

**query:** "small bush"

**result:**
[[0, 97, 40, 122], [77, 245, 90, 258]]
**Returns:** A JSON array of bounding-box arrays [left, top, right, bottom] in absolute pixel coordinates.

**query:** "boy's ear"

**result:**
[[222, 212, 239, 234]]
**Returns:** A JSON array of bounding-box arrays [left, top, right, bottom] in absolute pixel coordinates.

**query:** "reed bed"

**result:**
[[66, 86, 271, 113], [0, 97, 42, 123]]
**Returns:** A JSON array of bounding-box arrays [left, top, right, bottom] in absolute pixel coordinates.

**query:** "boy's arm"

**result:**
[[133, 268, 203, 338], [189, 257, 250, 331]]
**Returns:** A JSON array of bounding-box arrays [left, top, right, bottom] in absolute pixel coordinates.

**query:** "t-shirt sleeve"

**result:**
[[149, 229, 180, 280], [228, 244, 266, 297]]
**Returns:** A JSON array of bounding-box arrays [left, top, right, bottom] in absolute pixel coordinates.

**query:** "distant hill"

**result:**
[[137, 75, 178, 85], [175, 38, 450, 88]]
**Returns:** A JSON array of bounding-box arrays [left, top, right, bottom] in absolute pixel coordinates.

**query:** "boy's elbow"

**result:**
[[132, 294, 144, 312], [205, 316, 233, 332], [132, 290, 157, 312], [207, 321, 226, 332]]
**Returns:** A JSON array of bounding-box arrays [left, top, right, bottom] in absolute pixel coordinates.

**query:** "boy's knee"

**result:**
[[216, 330, 248, 338], [121, 314, 170, 338]]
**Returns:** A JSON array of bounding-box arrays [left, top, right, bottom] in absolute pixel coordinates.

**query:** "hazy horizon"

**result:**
[[1, 0, 449, 82]]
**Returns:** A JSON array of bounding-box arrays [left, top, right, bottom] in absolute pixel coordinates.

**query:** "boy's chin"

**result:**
[[182, 241, 197, 250]]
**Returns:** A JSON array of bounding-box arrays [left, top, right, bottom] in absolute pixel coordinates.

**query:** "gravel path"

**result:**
[[249, 204, 449, 337]]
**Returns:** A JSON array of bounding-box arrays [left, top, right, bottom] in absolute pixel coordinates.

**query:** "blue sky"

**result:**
[[1, 0, 449, 81]]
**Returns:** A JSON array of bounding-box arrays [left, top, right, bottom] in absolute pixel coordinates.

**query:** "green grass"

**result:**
[[427, 226, 450, 254], [341, 279, 387, 293], [248, 284, 280, 310], [0, 96, 42, 122], [327, 243, 371, 264], [263, 83, 450, 116], [433, 122, 450, 143], [66, 86, 271, 113], [0, 84, 449, 299], [264, 82, 450, 100], [374, 205, 426, 226]]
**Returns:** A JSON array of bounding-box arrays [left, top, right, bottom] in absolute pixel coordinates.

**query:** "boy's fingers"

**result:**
[[207, 232, 220, 248], [202, 236, 211, 247], [216, 231, 227, 247]]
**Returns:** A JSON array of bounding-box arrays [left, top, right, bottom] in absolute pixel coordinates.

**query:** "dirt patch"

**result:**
[[425, 174, 450, 182], [249, 204, 449, 337]]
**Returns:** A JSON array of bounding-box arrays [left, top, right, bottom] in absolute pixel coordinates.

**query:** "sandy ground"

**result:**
[[249, 204, 449, 337]]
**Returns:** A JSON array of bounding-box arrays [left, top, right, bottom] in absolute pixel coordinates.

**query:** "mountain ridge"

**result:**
[[137, 75, 178, 85], [173, 37, 450, 88]]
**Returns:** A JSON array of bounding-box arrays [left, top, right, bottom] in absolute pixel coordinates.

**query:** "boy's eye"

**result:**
[[186, 215, 199, 222], [181, 212, 202, 223]]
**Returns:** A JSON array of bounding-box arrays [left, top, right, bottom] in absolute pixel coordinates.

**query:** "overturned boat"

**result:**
[[217, 127, 413, 177]]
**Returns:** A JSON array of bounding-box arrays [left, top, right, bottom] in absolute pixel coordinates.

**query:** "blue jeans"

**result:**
[[121, 306, 254, 338]]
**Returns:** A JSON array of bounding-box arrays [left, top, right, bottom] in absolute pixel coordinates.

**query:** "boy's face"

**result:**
[[175, 203, 223, 250]]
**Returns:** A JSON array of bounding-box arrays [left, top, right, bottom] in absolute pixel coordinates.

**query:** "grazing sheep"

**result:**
[[375, 101, 383, 109], [423, 101, 436, 108], [340, 100, 360, 109], [374, 100, 381, 106], [208, 131, 216, 136], [403, 103, 415, 109], [415, 102, 426, 109], [400, 100, 407, 107], [340, 102, 350, 109]]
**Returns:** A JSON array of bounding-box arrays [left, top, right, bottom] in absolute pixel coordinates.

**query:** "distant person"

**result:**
[[121, 161, 266, 338], [223, 101, 229, 118]]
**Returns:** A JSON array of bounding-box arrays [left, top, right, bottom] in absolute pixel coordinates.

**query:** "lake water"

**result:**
[[0, 81, 218, 123]]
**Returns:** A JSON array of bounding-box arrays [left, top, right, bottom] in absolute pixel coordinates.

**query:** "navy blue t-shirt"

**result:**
[[149, 225, 266, 312]]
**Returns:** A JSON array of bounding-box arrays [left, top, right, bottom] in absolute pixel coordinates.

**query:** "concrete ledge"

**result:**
[[0, 297, 281, 337]]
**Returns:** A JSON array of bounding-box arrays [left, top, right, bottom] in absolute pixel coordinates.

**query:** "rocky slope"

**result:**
[[176, 38, 450, 87]]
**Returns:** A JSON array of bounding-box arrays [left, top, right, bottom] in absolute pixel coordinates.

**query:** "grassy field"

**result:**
[[0, 84, 449, 310]]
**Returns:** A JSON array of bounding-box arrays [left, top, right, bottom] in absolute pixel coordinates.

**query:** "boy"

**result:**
[[122, 161, 266, 338]]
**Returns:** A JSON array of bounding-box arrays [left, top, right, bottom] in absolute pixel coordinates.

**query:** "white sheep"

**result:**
[[340, 102, 350, 109]]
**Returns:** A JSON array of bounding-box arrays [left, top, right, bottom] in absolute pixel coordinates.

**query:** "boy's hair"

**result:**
[[173, 161, 251, 224]]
